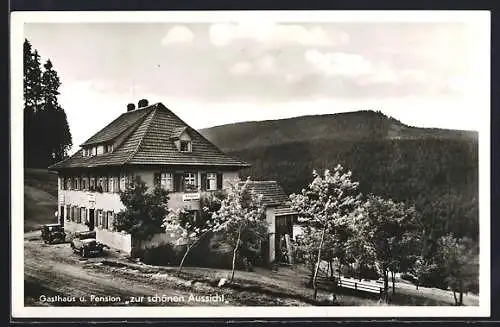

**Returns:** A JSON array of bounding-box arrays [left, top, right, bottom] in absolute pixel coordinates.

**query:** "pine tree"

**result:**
[[24, 39, 73, 167], [40, 59, 72, 163], [23, 39, 43, 167]]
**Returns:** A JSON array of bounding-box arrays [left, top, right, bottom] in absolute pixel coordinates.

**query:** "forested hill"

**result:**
[[199, 110, 478, 153], [199, 110, 479, 243]]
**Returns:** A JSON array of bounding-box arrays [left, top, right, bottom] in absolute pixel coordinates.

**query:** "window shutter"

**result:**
[[216, 173, 223, 190], [113, 177, 119, 193], [109, 212, 114, 231], [200, 173, 207, 191], [154, 173, 161, 188], [174, 174, 183, 192]]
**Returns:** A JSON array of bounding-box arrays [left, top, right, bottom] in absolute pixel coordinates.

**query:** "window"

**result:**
[[184, 173, 197, 191], [106, 211, 114, 230], [180, 140, 192, 152], [92, 147, 97, 156], [82, 177, 88, 191], [155, 172, 173, 191], [90, 177, 96, 191], [206, 173, 217, 191], [97, 210, 103, 228], [102, 177, 108, 192], [112, 177, 119, 193], [66, 204, 71, 221], [107, 176, 114, 193], [97, 178, 104, 193], [81, 207, 87, 224], [74, 178, 80, 191], [120, 175, 126, 191], [161, 173, 173, 191]]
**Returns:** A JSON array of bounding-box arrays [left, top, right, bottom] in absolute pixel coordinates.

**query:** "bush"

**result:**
[[401, 273, 417, 283], [134, 243, 184, 266]]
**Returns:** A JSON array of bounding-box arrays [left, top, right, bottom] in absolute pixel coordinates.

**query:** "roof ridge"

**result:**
[[124, 105, 158, 164]]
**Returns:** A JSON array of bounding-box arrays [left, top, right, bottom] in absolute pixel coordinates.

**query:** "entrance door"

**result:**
[[88, 209, 95, 231], [275, 215, 294, 263], [59, 206, 65, 226]]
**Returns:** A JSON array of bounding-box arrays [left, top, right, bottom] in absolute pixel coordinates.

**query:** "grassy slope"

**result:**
[[24, 168, 59, 232]]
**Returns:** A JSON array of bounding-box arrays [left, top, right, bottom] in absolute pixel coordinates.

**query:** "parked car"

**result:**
[[70, 230, 104, 257], [41, 224, 66, 244]]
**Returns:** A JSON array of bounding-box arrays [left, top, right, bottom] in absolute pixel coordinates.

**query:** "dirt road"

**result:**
[[24, 233, 231, 307]]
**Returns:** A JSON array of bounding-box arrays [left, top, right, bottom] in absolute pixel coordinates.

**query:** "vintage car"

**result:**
[[41, 223, 66, 244], [70, 230, 104, 257]]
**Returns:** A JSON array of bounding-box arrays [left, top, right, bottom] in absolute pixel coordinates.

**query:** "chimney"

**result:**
[[126, 103, 136, 112], [138, 99, 149, 108]]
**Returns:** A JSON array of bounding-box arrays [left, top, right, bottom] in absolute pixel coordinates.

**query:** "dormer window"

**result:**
[[103, 144, 113, 153], [180, 140, 192, 152]]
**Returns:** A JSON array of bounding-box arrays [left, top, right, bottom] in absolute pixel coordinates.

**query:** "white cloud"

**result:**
[[229, 61, 253, 75], [304, 49, 373, 77], [161, 25, 194, 45], [209, 23, 348, 47], [256, 54, 276, 73]]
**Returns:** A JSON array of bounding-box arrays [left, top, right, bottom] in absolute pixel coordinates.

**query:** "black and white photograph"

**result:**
[[11, 10, 490, 318]]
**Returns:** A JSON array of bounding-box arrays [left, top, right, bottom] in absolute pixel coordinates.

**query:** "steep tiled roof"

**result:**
[[239, 180, 290, 207], [170, 126, 188, 139], [80, 107, 152, 146], [49, 103, 250, 170]]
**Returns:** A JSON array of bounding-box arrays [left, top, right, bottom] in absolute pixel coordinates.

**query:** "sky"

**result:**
[[23, 15, 490, 154]]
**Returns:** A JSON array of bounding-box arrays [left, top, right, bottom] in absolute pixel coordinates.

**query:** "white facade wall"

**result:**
[[57, 168, 242, 253], [96, 229, 132, 254]]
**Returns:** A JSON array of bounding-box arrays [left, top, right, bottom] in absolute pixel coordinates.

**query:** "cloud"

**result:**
[[209, 23, 348, 47], [161, 25, 194, 45], [229, 61, 253, 75], [304, 49, 373, 77], [228, 54, 277, 75]]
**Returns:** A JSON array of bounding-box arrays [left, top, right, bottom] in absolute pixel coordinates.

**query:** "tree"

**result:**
[[411, 257, 438, 291], [290, 165, 362, 299], [211, 178, 268, 282], [24, 39, 73, 167], [40, 59, 73, 163], [113, 176, 169, 242], [437, 234, 479, 305], [23, 39, 43, 113], [23, 39, 43, 166], [350, 194, 419, 301], [163, 191, 225, 273]]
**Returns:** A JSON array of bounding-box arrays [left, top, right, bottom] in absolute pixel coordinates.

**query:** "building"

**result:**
[[239, 181, 298, 264], [49, 100, 298, 264], [48, 100, 250, 252]]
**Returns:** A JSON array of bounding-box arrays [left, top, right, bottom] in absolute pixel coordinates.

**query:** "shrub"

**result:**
[[134, 243, 184, 266]]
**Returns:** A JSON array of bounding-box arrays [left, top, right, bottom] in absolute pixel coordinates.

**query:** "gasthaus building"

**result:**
[[48, 100, 297, 263]]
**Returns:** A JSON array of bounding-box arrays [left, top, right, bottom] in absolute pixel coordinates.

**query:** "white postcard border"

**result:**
[[10, 10, 491, 318]]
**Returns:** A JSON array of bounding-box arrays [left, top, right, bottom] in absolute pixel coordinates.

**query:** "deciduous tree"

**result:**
[[349, 194, 419, 301], [290, 165, 362, 299], [114, 176, 169, 242], [211, 178, 268, 282]]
